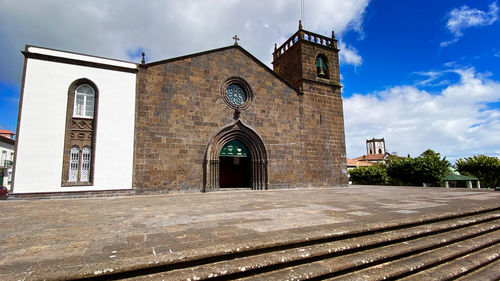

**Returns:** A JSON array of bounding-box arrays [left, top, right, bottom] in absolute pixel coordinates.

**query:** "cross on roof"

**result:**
[[233, 35, 240, 46]]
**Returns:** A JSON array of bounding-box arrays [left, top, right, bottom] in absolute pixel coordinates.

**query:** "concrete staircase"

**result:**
[[78, 207, 500, 280]]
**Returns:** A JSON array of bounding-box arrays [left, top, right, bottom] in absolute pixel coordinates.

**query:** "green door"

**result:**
[[219, 140, 251, 188]]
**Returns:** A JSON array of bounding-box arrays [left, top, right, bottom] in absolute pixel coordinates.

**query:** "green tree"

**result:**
[[386, 157, 417, 186], [455, 155, 500, 188], [415, 149, 451, 186], [387, 149, 450, 186], [348, 164, 388, 185]]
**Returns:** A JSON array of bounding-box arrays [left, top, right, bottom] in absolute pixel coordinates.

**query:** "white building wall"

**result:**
[[14, 54, 137, 193], [0, 140, 15, 190]]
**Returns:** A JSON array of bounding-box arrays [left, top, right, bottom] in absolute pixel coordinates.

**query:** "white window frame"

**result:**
[[80, 146, 91, 182], [73, 84, 95, 118], [68, 146, 80, 182]]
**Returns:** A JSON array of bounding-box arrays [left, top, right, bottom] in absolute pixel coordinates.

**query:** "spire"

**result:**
[[298, 20, 303, 30], [141, 52, 145, 64]]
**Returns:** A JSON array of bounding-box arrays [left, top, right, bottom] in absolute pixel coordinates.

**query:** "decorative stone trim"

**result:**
[[220, 77, 254, 111], [203, 120, 268, 192]]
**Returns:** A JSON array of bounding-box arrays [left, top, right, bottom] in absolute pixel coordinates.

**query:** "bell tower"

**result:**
[[272, 20, 341, 91], [272, 21, 347, 186]]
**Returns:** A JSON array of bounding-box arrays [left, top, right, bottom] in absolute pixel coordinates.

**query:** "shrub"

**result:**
[[348, 165, 389, 185]]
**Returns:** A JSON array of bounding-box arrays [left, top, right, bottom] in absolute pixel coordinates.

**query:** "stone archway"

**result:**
[[203, 120, 268, 192]]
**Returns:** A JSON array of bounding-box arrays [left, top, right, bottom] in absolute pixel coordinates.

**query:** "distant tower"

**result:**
[[366, 138, 386, 155], [272, 21, 347, 185]]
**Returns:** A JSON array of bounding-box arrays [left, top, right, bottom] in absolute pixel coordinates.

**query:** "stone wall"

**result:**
[[273, 34, 348, 187], [134, 47, 309, 192]]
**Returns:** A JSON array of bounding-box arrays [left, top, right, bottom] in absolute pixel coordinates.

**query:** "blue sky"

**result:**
[[0, 0, 499, 162]]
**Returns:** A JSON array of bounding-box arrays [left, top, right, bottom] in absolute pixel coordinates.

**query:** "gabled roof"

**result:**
[[445, 174, 478, 181], [144, 45, 301, 95], [0, 130, 15, 135], [346, 158, 374, 167], [353, 154, 386, 162]]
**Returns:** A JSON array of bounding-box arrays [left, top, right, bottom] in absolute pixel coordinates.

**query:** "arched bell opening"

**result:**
[[203, 120, 268, 192]]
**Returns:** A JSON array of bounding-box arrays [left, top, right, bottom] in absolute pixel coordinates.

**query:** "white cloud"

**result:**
[[344, 67, 500, 163], [0, 0, 370, 84], [441, 2, 499, 47], [338, 41, 362, 66], [413, 70, 453, 87]]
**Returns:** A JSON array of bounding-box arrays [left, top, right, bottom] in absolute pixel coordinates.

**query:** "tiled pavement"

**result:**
[[0, 186, 499, 280]]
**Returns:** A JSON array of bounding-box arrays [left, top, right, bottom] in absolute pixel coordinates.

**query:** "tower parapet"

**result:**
[[272, 21, 340, 91], [273, 21, 338, 61]]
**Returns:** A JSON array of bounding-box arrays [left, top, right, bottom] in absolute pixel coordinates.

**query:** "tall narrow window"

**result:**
[[74, 84, 95, 118], [80, 146, 91, 182], [62, 79, 98, 186], [69, 146, 80, 182]]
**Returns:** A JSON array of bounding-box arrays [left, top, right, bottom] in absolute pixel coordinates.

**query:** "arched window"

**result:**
[[68, 146, 80, 182], [74, 84, 95, 118], [80, 146, 91, 182], [316, 55, 329, 78], [62, 79, 97, 186]]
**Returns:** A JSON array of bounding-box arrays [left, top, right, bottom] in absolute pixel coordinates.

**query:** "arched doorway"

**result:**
[[219, 140, 251, 188], [203, 120, 268, 192]]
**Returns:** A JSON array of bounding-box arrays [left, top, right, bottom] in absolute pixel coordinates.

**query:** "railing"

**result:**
[[273, 27, 337, 60], [0, 160, 13, 168]]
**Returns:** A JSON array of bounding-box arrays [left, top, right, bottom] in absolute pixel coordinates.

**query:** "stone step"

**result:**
[[113, 209, 500, 280], [240, 220, 500, 281], [327, 229, 500, 280], [399, 243, 500, 280], [455, 258, 500, 281]]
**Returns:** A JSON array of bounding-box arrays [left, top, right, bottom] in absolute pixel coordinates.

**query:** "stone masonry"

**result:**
[[133, 24, 348, 192]]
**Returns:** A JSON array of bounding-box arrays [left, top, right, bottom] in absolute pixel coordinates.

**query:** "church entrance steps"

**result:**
[[399, 243, 500, 281], [79, 208, 500, 280], [455, 257, 500, 280], [1, 186, 499, 280]]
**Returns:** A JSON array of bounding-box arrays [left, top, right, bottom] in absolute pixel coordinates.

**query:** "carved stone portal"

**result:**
[[203, 120, 268, 192]]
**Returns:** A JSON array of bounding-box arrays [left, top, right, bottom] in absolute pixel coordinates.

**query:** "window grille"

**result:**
[[69, 146, 79, 182], [80, 146, 91, 182]]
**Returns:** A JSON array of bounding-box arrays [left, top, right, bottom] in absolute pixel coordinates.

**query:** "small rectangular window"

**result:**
[[74, 95, 85, 117], [85, 96, 94, 118]]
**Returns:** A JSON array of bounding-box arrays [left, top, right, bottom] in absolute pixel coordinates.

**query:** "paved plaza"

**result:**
[[0, 186, 499, 280]]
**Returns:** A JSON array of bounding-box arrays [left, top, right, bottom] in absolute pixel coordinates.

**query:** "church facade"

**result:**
[[13, 23, 348, 194]]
